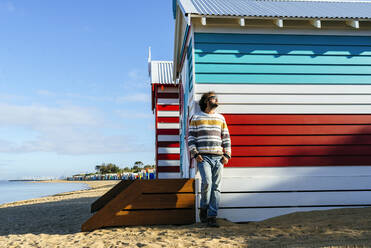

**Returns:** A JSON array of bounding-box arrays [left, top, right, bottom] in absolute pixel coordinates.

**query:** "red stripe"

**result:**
[[157, 142, 180, 148], [223, 114, 371, 167], [157, 105, 180, 111], [232, 145, 371, 157], [157, 166, 180, 173], [225, 114, 371, 125], [157, 93, 179, 99], [226, 156, 371, 167], [231, 135, 371, 146], [157, 129, 179, 135], [158, 117, 179, 123], [229, 125, 371, 135], [157, 154, 180, 160]]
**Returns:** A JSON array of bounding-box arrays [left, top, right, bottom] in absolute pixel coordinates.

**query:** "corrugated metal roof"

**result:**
[[150, 61, 176, 85], [178, 0, 371, 19]]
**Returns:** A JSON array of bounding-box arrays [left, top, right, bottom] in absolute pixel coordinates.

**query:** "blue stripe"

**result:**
[[194, 33, 371, 46], [194, 33, 371, 85], [195, 54, 371, 65]]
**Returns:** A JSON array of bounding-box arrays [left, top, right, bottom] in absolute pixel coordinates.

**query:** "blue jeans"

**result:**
[[198, 154, 223, 217]]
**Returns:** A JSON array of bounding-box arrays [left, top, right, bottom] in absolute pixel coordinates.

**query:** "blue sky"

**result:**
[[0, 0, 174, 179]]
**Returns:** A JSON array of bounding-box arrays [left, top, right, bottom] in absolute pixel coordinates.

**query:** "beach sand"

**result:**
[[1, 180, 371, 248]]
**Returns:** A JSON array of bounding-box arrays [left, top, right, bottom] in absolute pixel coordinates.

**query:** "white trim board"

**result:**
[[193, 25, 371, 36]]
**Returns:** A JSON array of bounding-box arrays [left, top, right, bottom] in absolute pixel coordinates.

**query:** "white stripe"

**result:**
[[205, 191, 371, 208], [214, 207, 357, 223], [217, 105, 371, 114], [157, 123, 180, 129], [220, 176, 371, 192], [197, 137, 222, 142], [195, 94, 371, 104], [157, 173, 181, 179], [196, 84, 371, 94], [158, 147, 180, 154], [219, 166, 371, 177], [158, 160, 180, 166], [157, 111, 179, 117], [157, 135, 179, 142], [157, 98, 179, 105]]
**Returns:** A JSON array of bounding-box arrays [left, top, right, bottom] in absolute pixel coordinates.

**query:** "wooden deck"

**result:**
[[82, 179, 195, 231]]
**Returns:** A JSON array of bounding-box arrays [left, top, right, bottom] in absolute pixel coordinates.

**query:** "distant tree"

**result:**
[[95, 163, 121, 174], [134, 161, 144, 167], [95, 165, 102, 172]]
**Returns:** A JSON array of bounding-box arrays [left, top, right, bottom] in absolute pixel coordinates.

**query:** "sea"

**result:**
[[0, 180, 90, 205]]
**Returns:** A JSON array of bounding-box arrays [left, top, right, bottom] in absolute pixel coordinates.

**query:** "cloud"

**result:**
[[0, 1, 15, 13], [116, 93, 150, 103], [0, 158, 13, 167], [2, 131, 150, 155], [36, 90, 56, 97], [116, 110, 152, 119], [0, 103, 100, 129], [122, 69, 149, 90], [65, 92, 112, 102], [0, 94, 26, 102], [0, 103, 151, 155]]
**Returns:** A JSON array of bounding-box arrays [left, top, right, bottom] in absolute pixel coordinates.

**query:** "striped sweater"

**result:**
[[188, 111, 232, 158]]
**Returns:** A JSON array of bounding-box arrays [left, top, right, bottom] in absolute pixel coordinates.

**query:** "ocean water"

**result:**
[[0, 180, 90, 205]]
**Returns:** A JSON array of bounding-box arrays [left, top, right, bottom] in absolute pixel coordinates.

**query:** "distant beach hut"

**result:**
[[148, 50, 181, 179], [172, 0, 371, 222]]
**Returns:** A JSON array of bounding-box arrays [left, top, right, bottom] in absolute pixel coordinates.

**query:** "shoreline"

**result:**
[[1, 181, 371, 247], [0, 180, 118, 209]]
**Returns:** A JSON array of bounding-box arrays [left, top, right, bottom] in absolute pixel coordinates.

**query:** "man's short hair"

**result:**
[[199, 91, 216, 112]]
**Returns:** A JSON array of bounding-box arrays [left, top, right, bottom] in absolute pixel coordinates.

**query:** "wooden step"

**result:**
[[82, 179, 195, 231]]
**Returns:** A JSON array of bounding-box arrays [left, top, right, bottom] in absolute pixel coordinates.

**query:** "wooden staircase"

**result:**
[[82, 179, 195, 231]]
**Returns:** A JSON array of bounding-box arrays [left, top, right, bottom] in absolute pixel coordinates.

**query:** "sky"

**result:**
[[0, 0, 174, 179]]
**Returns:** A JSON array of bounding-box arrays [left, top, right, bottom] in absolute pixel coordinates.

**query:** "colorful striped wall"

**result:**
[[189, 32, 371, 222], [155, 86, 180, 179]]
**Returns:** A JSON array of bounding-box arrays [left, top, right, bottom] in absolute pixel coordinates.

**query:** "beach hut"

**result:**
[[172, 0, 371, 222], [148, 54, 181, 179]]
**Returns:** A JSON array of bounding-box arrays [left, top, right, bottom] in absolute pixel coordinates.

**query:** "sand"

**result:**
[[1, 180, 371, 248]]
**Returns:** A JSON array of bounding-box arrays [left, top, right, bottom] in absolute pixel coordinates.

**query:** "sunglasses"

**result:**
[[207, 95, 218, 101]]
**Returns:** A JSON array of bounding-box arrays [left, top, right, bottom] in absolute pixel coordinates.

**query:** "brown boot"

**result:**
[[199, 208, 207, 223], [207, 217, 219, 228]]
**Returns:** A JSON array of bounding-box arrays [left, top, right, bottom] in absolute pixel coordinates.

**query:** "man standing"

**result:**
[[188, 91, 231, 227]]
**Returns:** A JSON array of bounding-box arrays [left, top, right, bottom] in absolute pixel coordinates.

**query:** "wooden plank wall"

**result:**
[[82, 179, 195, 231], [190, 32, 371, 222], [156, 86, 181, 178], [194, 33, 371, 85]]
